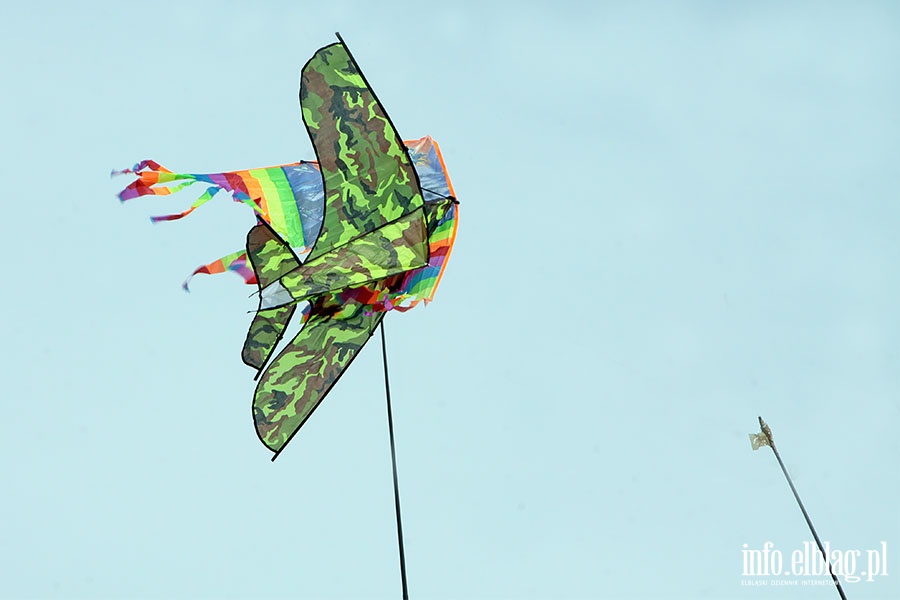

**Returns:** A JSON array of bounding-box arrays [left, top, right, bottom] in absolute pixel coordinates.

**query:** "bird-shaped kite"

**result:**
[[115, 34, 458, 459]]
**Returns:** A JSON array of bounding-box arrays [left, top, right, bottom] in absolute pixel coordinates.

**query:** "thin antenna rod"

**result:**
[[381, 322, 409, 600], [756, 417, 847, 600]]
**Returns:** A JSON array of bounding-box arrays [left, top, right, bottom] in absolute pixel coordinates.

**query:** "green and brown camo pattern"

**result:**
[[241, 205, 428, 370], [242, 223, 305, 369], [242, 305, 299, 370], [249, 201, 454, 450], [248, 40, 440, 453], [424, 198, 455, 232], [246, 222, 301, 287], [253, 299, 384, 452], [300, 42, 424, 260], [279, 206, 428, 303]]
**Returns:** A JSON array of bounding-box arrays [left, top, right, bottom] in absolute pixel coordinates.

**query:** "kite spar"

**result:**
[[381, 324, 409, 599], [750, 417, 848, 600]]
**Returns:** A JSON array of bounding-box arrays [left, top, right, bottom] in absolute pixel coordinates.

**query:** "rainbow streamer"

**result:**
[[114, 136, 458, 310]]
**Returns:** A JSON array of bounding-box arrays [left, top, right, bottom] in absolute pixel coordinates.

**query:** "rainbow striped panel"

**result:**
[[115, 136, 457, 306]]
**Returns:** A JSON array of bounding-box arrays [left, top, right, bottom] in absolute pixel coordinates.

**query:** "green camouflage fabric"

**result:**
[[246, 222, 302, 287], [241, 205, 429, 369], [242, 305, 298, 370], [252, 202, 457, 451], [279, 206, 428, 304], [249, 40, 432, 455], [301, 42, 425, 260], [242, 223, 305, 370], [254, 299, 384, 453], [424, 199, 455, 234]]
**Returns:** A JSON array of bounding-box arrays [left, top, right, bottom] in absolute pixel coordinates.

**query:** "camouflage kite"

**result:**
[[116, 35, 458, 459]]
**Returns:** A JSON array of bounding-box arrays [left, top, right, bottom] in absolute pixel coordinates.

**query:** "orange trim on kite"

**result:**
[[425, 203, 459, 303], [408, 136, 458, 304]]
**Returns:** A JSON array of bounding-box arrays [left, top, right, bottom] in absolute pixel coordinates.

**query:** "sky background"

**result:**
[[1, 1, 898, 598]]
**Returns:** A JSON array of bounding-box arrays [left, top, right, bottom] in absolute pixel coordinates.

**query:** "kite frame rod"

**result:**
[[757, 417, 847, 600], [381, 323, 409, 600]]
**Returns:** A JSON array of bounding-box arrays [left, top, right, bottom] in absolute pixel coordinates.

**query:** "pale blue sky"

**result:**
[[2, 1, 898, 598]]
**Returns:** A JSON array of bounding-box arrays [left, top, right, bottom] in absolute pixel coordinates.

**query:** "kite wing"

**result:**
[[254, 299, 384, 454], [248, 37, 431, 455], [301, 41, 426, 260], [242, 222, 307, 370]]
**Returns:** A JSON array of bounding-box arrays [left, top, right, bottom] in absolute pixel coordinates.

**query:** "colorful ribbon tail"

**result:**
[[149, 186, 220, 223], [111, 159, 172, 177], [120, 178, 195, 202], [181, 250, 257, 291]]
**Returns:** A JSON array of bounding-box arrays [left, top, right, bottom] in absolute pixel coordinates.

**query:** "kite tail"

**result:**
[[113, 160, 224, 222], [182, 250, 258, 292], [110, 159, 171, 177], [149, 185, 221, 223]]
